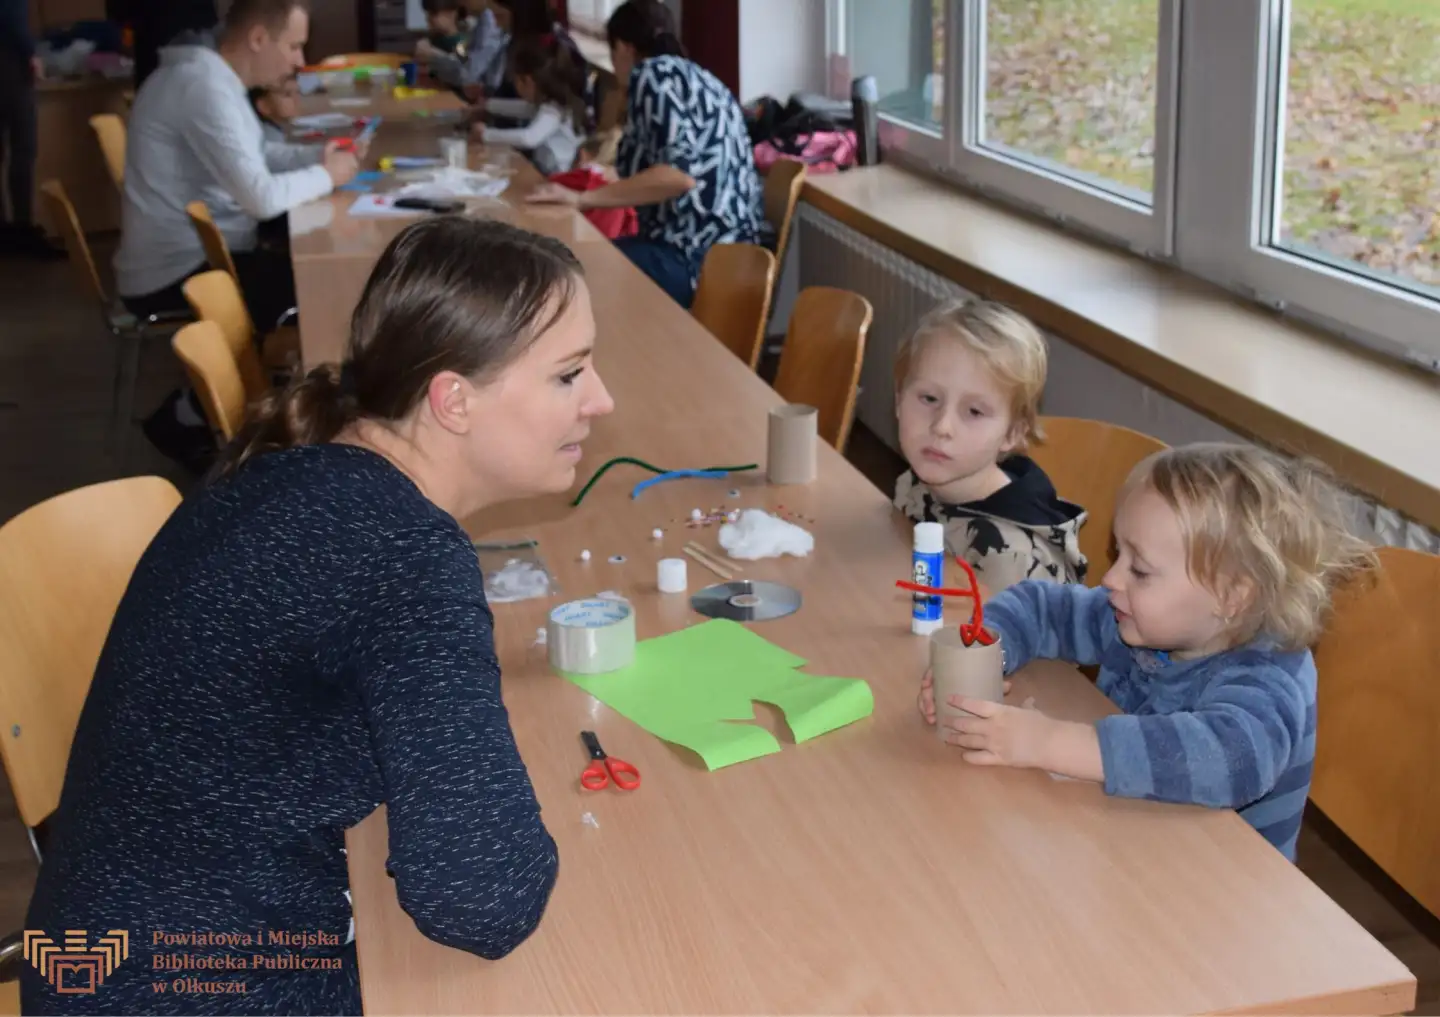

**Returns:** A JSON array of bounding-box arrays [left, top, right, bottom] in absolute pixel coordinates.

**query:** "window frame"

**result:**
[[826, 0, 1440, 371], [1174, 1, 1440, 368]]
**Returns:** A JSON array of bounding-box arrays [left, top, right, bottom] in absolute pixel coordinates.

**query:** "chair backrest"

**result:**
[[772, 286, 874, 452], [763, 159, 806, 269], [1027, 417, 1169, 584], [1311, 546, 1440, 919], [691, 244, 778, 371], [38, 180, 108, 309], [89, 113, 126, 190], [172, 321, 249, 441], [186, 201, 241, 280], [183, 271, 268, 401], [0, 477, 181, 829]]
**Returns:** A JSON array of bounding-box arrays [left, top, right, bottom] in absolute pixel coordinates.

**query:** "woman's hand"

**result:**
[[525, 183, 582, 208], [470, 122, 486, 142], [918, 668, 1011, 725]]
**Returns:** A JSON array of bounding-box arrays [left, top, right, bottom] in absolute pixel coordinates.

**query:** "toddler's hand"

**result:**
[[940, 698, 1056, 769], [919, 668, 1010, 726]]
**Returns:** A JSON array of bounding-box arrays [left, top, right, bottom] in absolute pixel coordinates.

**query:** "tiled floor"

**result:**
[[1, 244, 1436, 1013]]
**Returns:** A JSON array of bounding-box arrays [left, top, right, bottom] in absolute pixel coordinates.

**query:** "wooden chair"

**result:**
[[185, 202, 301, 339], [0, 476, 180, 1001], [763, 159, 807, 270], [1311, 546, 1440, 919], [172, 321, 250, 442], [1027, 417, 1169, 585], [183, 271, 296, 399], [772, 287, 874, 452], [691, 244, 778, 371], [39, 180, 191, 459], [88, 113, 126, 191], [0, 477, 182, 843], [185, 200, 241, 280]]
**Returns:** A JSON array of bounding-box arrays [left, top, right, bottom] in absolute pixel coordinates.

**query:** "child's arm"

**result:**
[[484, 105, 563, 151], [1095, 663, 1308, 809], [984, 580, 1116, 674], [485, 98, 537, 120]]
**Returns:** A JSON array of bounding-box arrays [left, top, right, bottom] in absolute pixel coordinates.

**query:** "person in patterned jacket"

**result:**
[[525, 0, 762, 308], [893, 298, 1089, 592]]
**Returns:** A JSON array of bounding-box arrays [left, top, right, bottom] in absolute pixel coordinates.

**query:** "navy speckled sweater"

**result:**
[[22, 444, 559, 1015]]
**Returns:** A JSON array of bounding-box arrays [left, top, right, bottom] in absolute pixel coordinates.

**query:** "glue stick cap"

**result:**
[[914, 522, 944, 554]]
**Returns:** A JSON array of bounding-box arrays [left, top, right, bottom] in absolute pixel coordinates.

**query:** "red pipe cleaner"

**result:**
[[895, 555, 995, 646]]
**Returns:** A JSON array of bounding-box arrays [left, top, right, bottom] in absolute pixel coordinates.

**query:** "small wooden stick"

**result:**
[[685, 541, 741, 573], [683, 546, 732, 581]]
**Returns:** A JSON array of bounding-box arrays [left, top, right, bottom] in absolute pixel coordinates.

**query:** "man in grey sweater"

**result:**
[[115, 0, 360, 468]]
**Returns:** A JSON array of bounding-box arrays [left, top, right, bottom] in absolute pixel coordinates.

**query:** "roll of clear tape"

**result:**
[[657, 557, 687, 593], [547, 598, 636, 675]]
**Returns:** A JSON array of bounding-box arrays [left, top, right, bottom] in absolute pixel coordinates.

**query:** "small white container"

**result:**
[[440, 136, 469, 170]]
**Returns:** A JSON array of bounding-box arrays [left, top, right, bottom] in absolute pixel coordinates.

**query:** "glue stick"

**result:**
[[911, 522, 945, 636]]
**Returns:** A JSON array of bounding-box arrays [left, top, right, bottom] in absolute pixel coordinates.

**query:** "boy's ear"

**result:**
[[1217, 574, 1257, 627], [999, 418, 1025, 456]]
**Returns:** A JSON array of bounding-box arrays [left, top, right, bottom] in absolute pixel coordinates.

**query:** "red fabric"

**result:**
[[549, 167, 639, 240]]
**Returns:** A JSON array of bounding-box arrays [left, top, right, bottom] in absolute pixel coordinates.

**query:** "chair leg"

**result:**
[[109, 333, 142, 464]]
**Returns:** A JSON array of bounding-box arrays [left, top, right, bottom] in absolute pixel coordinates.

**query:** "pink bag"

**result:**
[[754, 130, 857, 175]]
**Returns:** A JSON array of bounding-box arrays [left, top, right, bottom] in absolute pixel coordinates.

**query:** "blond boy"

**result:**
[[893, 298, 1088, 591]]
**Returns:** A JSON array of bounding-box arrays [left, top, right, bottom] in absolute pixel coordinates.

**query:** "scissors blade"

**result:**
[[581, 730, 604, 759]]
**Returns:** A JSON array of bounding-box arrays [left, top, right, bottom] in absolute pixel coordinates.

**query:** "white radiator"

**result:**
[[796, 203, 1439, 554]]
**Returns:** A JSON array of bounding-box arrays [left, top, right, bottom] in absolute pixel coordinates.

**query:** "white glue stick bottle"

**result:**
[[911, 522, 945, 635]]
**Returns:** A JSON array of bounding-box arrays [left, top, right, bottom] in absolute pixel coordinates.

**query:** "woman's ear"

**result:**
[[427, 373, 472, 435]]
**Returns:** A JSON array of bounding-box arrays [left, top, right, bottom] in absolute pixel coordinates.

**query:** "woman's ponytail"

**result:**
[[211, 363, 361, 479]]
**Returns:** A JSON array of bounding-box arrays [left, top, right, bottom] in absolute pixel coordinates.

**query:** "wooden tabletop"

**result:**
[[289, 130, 1418, 1017], [296, 81, 466, 123]]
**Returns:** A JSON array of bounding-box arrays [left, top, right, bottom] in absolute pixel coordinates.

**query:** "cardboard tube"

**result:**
[[767, 404, 818, 485], [930, 628, 1004, 742]]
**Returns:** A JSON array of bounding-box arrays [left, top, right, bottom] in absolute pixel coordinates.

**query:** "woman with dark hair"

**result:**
[[525, 0, 762, 308], [22, 217, 614, 1016]]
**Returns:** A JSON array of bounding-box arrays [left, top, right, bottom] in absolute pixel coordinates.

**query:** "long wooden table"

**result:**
[[288, 129, 1418, 1016]]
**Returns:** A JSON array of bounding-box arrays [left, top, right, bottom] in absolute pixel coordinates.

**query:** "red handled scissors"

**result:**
[[580, 731, 640, 791]]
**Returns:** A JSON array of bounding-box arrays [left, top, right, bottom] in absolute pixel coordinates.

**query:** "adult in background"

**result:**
[[524, 0, 761, 308], [0, 0, 64, 258], [113, 0, 360, 468], [23, 216, 611, 1016]]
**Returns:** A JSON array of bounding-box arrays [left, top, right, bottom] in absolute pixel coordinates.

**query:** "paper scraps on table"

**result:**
[[347, 194, 424, 218], [292, 112, 354, 130], [558, 619, 872, 770], [718, 508, 814, 560], [330, 97, 373, 108], [396, 167, 509, 200]]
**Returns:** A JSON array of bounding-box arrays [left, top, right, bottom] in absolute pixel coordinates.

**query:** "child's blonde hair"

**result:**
[[1123, 443, 1378, 652], [893, 298, 1048, 449]]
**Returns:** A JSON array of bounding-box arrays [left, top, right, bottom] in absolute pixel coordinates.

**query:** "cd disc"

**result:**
[[691, 580, 802, 622]]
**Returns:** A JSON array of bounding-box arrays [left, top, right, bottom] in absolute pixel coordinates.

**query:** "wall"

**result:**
[[738, 0, 826, 103]]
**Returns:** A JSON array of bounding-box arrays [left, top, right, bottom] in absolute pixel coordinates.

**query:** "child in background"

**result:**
[[416, 0, 471, 57], [473, 35, 583, 177], [920, 443, 1377, 861], [548, 134, 638, 240], [893, 298, 1088, 592], [249, 77, 301, 146]]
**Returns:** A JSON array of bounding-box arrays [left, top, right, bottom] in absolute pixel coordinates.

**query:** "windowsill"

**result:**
[[802, 164, 1440, 533]]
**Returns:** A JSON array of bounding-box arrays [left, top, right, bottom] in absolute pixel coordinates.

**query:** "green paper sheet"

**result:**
[[559, 619, 874, 770]]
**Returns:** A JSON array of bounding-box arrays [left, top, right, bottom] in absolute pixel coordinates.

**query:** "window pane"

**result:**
[[844, 0, 945, 131], [1274, 0, 1440, 298], [981, 0, 1159, 202]]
